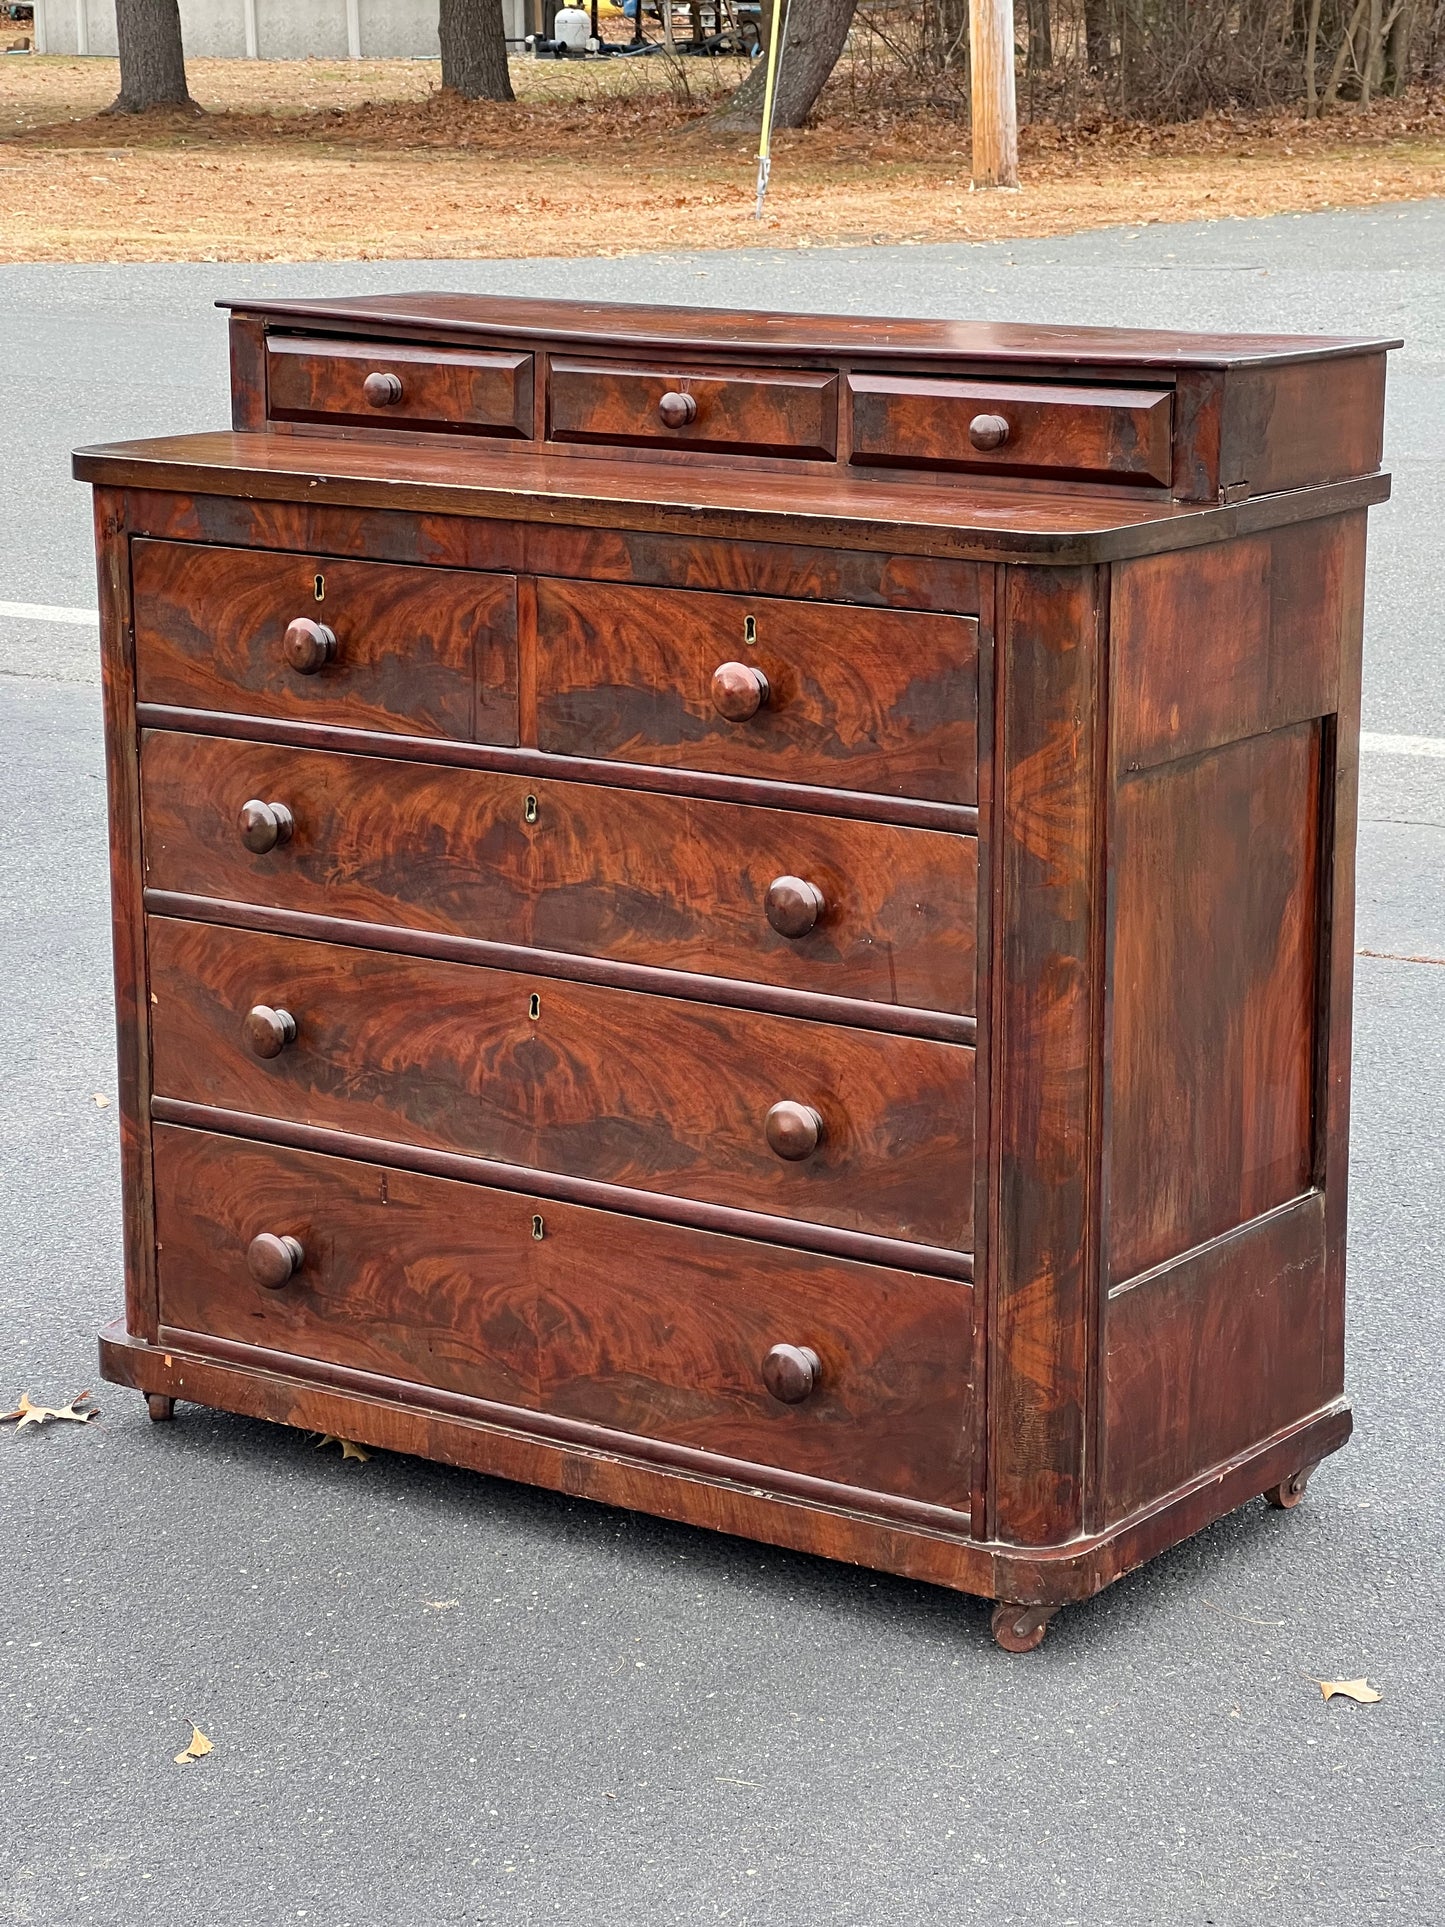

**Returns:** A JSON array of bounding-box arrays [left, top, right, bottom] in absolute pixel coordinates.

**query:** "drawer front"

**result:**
[[153, 1127, 973, 1505], [267, 335, 532, 437], [849, 374, 1174, 485], [149, 919, 975, 1249], [140, 734, 977, 1016], [133, 541, 518, 743], [536, 580, 977, 805], [549, 357, 838, 460]]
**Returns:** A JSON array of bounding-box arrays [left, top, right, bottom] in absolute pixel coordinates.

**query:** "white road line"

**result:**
[[1361, 731, 1445, 760], [0, 600, 100, 625]]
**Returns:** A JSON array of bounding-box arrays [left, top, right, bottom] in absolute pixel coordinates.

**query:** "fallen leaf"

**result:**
[[1319, 1677, 1383, 1703], [423, 1599, 460, 1613], [93, 1093, 110, 1107], [314, 1433, 370, 1462], [2, 1390, 99, 1432], [174, 1724, 213, 1764]]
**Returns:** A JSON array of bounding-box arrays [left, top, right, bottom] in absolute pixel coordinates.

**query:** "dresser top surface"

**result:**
[[221, 291, 1398, 373]]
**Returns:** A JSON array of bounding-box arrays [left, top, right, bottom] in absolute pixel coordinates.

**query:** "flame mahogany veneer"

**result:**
[[75, 292, 1394, 1650]]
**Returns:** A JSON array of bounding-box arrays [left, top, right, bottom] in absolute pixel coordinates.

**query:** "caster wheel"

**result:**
[[146, 1394, 176, 1423], [1264, 1462, 1316, 1510], [990, 1602, 1059, 1653]]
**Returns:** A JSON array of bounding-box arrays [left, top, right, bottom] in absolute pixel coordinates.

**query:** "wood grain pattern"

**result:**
[[267, 335, 533, 437], [151, 1126, 974, 1504], [147, 916, 976, 1247], [1107, 723, 1321, 1286], [549, 358, 837, 460], [535, 578, 978, 803], [1219, 352, 1387, 499], [1104, 1195, 1331, 1521], [850, 375, 1173, 485], [132, 539, 518, 743], [139, 732, 979, 1014], [989, 565, 1103, 1547]]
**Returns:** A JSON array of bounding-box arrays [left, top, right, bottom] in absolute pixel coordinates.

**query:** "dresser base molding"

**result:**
[[97, 1320, 1351, 1630]]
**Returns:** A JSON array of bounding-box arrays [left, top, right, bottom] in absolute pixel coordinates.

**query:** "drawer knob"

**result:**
[[711, 660, 770, 722], [238, 798, 294, 854], [765, 1101, 823, 1160], [282, 617, 337, 674], [658, 390, 697, 429], [243, 1004, 297, 1059], [968, 412, 1011, 451], [761, 1343, 821, 1404], [246, 1232, 304, 1288], [363, 371, 404, 407], [765, 874, 825, 939]]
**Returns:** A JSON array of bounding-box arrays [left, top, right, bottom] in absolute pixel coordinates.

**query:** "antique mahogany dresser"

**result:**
[[76, 293, 1392, 1650]]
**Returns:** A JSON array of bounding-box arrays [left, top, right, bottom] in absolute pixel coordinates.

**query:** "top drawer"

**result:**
[[267, 336, 533, 438], [849, 374, 1173, 485], [549, 358, 838, 460]]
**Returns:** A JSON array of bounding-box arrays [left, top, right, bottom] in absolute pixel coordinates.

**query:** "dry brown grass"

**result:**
[[0, 55, 1441, 262]]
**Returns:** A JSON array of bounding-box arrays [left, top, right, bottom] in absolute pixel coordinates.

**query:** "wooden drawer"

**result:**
[[536, 580, 977, 804], [132, 541, 518, 742], [849, 374, 1174, 485], [549, 357, 838, 460], [140, 733, 977, 1016], [148, 918, 975, 1250], [266, 335, 532, 437], [153, 1126, 973, 1505]]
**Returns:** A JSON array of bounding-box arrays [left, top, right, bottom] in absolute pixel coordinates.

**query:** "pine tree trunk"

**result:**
[[106, 0, 195, 114], [712, 0, 858, 130], [1083, 0, 1111, 74], [439, 0, 516, 102]]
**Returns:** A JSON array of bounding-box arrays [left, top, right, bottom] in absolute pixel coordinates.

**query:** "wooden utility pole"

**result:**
[[970, 0, 1018, 188]]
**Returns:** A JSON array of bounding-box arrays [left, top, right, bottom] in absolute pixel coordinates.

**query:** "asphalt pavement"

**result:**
[[1, 204, 1442, 1926]]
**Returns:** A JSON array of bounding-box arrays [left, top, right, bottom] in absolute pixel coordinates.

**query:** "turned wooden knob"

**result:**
[[243, 1004, 296, 1059], [238, 798, 294, 854], [765, 1101, 824, 1161], [658, 390, 697, 428], [363, 371, 404, 407], [246, 1232, 303, 1288], [282, 617, 336, 674], [765, 874, 824, 939], [711, 660, 770, 722], [968, 412, 1010, 451], [761, 1343, 821, 1404]]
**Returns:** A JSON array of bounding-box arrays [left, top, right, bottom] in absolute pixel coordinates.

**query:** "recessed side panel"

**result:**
[[1107, 722, 1322, 1287]]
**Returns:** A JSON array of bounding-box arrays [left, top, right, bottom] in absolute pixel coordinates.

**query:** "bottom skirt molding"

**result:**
[[97, 1320, 1351, 1609]]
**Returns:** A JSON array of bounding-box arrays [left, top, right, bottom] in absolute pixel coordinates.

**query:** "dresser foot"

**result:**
[[1263, 1461, 1318, 1510], [990, 1602, 1060, 1653], [146, 1393, 176, 1423]]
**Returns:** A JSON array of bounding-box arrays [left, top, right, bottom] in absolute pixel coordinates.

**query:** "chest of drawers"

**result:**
[[76, 294, 1392, 1650]]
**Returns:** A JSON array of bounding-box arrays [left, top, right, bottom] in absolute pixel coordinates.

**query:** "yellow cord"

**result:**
[[753, 0, 786, 218]]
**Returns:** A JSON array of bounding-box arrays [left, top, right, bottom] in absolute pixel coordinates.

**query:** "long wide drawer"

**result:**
[[153, 1127, 974, 1506], [140, 733, 978, 1016], [148, 918, 975, 1250], [132, 540, 519, 742], [535, 579, 977, 804]]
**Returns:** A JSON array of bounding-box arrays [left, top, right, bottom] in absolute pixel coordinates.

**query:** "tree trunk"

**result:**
[[439, 0, 516, 102], [1383, 0, 1413, 92], [938, 0, 969, 68], [105, 0, 195, 114], [1026, 0, 1052, 71], [1083, 0, 1111, 74], [970, 0, 1018, 187], [712, 0, 858, 130]]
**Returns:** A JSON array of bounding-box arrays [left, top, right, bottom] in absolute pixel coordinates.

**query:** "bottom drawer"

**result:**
[[153, 1127, 973, 1507]]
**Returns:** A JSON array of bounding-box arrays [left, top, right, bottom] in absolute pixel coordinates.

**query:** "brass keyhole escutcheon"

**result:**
[[313, 573, 325, 602], [524, 794, 538, 824], [743, 614, 757, 646], [531, 1213, 545, 1241], [528, 992, 541, 1021]]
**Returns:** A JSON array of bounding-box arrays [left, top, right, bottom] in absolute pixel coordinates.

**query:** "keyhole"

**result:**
[[523, 794, 538, 825], [313, 573, 325, 602], [531, 1213, 545, 1241], [743, 614, 757, 646], [528, 992, 540, 1021]]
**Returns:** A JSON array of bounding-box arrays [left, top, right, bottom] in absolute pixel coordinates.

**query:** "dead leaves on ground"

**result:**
[[1318, 1677, 1384, 1704], [173, 1724, 213, 1764], [314, 1433, 370, 1462], [1, 1389, 99, 1433]]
